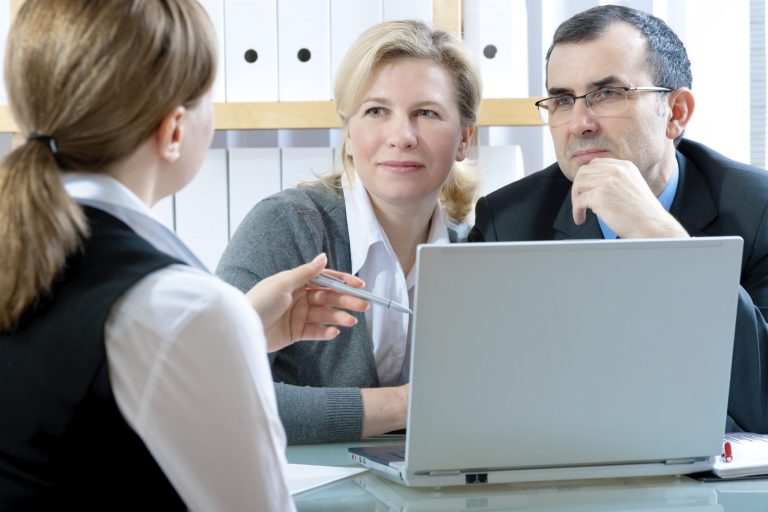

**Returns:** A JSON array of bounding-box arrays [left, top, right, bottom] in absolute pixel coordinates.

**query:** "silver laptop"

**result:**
[[349, 237, 743, 487]]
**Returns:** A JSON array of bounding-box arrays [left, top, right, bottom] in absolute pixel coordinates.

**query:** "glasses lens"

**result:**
[[537, 104, 550, 124], [587, 88, 628, 116]]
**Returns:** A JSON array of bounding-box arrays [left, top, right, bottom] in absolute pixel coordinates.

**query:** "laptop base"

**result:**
[[349, 445, 714, 488]]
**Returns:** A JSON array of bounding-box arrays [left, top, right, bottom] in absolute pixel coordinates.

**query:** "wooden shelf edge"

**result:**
[[0, 99, 542, 133], [478, 98, 542, 126], [214, 101, 340, 130], [0, 107, 17, 132], [214, 98, 542, 130]]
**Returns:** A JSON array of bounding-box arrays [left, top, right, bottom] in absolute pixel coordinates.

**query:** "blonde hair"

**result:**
[[321, 20, 481, 224], [0, 0, 216, 331]]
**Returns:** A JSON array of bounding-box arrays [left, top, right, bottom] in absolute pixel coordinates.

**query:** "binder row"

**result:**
[[157, 145, 525, 271], [0, 0, 532, 104], [200, 0, 531, 102]]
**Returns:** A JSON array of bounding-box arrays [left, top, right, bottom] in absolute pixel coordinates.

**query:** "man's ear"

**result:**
[[156, 106, 186, 162], [666, 88, 694, 141], [455, 124, 475, 162]]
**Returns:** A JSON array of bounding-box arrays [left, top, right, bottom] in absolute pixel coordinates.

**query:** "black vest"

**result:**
[[0, 207, 186, 510]]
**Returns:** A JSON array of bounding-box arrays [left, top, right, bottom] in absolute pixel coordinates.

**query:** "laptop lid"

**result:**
[[402, 237, 741, 480]]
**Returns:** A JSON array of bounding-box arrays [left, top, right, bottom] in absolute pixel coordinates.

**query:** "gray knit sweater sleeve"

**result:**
[[216, 186, 378, 444]]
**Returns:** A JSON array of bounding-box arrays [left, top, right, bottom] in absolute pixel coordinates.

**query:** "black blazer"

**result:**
[[470, 139, 768, 433]]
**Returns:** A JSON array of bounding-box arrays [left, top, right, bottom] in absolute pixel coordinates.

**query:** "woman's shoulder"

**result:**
[[115, 264, 263, 341], [250, 183, 344, 219]]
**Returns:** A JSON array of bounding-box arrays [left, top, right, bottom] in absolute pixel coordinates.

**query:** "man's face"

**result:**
[[545, 22, 673, 185]]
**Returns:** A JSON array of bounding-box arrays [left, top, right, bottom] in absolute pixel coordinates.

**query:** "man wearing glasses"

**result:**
[[470, 5, 768, 433]]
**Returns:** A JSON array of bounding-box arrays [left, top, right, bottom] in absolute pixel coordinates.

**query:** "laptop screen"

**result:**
[[405, 238, 742, 474]]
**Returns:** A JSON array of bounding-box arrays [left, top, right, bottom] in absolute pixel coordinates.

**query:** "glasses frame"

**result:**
[[534, 86, 673, 126]]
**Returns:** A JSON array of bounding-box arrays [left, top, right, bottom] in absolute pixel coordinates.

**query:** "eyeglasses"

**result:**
[[534, 86, 673, 126]]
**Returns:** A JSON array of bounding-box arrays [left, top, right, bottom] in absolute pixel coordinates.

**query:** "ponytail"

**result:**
[[0, 0, 217, 331], [0, 141, 87, 331]]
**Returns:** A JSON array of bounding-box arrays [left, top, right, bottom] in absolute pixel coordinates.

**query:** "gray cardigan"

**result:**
[[218, 184, 462, 444]]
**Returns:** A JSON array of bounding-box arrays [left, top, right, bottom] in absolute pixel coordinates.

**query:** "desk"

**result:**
[[287, 440, 768, 511]]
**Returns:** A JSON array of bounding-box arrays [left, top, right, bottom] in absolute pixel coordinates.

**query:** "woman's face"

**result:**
[[344, 57, 471, 213]]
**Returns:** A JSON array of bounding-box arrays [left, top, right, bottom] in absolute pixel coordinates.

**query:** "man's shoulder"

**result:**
[[471, 163, 571, 242], [679, 139, 768, 178], [678, 139, 768, 194], [484, 163, 571, 208]]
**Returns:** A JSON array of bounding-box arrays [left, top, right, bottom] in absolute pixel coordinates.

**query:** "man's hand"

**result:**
[[246, 253, 369, 352], [571, 158, 689, 238]]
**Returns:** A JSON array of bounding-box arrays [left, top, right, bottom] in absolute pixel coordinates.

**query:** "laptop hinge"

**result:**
[[427, 469, 461, 476], [664, 458, 699, 465]]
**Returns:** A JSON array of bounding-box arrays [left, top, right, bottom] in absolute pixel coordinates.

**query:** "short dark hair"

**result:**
[[545, 5, 692, 91]]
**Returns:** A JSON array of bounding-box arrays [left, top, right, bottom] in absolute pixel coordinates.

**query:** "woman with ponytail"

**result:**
[[0, 1, 365, 510]]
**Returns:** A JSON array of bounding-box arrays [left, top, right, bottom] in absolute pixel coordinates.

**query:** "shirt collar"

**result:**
[[342, 174, 450, 277], [62, 172, 208, 270], [598, 159, 680, 240]]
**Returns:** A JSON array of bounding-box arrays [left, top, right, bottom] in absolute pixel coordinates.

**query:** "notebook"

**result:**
[[708, 433, 768, 479], [349, 237, 743, 487]]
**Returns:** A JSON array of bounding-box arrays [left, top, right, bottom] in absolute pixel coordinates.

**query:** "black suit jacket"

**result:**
[[470, 138, 768, 433]]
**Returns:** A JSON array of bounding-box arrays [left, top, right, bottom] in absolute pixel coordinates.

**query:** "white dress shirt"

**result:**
[[63, 173, 294, 512], [343, 176, 450, 386]]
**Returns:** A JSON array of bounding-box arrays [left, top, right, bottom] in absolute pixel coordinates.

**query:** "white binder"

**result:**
[[277, 0, 332, 101], [463, 0, 529, 98], [472, 144, 525, 196], [151, 196, 175, 232], [224, 0, 278, 101], [330, 0, 383, 82], [174, 149, 229, 271], [383, 0, 432, 25], [228, 148, 281, 236], [198, 0, 226, 102], [280, 147, 334, 190]]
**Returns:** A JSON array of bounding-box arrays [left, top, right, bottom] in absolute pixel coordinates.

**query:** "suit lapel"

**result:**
[[670, 151, 718, 236], [553, 186, 604, 240]]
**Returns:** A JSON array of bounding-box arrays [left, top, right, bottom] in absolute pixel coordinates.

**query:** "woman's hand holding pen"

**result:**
[[246, 253, 369, 352]]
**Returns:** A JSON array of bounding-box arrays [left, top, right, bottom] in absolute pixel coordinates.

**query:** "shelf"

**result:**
[[214, 101, 340, 130], [478, 98, 542, 127], [0, 98, 543, 134], [3, 1, 542, 133], [214, 99, 542, 130], [0, 107, 15, 133]]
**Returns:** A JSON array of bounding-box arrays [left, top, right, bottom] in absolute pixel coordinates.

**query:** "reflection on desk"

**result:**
[[351, 473, 718, 511], [287, 441, 768, 512]]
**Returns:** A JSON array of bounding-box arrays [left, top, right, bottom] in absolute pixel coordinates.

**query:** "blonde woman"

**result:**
[[217, 20, 482, 444], [0, 1, 366, 509]]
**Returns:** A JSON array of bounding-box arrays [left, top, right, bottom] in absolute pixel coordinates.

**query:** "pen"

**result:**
[[722, 441, 733, 462], [310, 273, 413, 315]]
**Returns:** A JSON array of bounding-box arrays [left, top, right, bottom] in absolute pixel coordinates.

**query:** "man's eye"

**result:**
[[593, 88, 621, 100], [553, 96, 575, 107]]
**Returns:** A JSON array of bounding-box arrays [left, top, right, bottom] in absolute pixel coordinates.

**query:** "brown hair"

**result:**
[[320, 20, 482, 224], [0, 0, 216, 331]]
